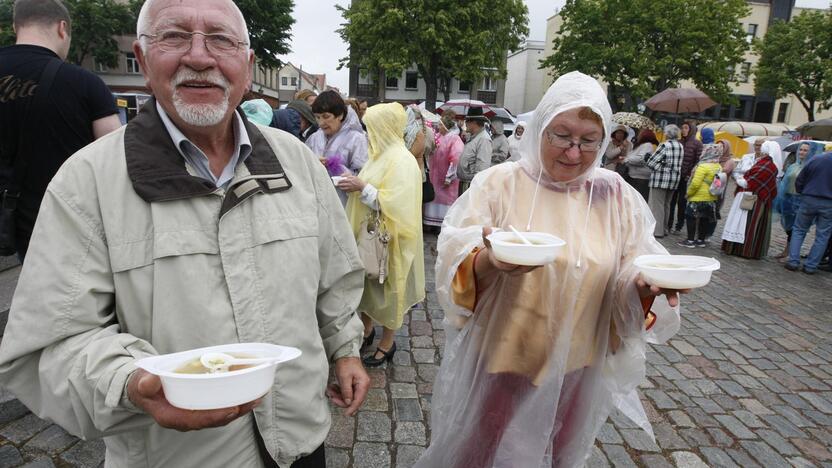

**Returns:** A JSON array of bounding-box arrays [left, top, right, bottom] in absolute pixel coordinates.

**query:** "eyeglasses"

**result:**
[[140, 30, 248, 56], [543, 129, 601, 152]]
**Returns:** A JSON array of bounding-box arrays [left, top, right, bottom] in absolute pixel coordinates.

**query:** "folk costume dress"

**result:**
[[345, 103, 425, 330], [415, 72, 681, 468]]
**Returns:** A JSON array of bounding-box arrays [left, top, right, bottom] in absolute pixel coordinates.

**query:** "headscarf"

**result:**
[[404, 105, 423, 150], [717, 139, 733, 164], [344, 103, 425, 329], [761, 140, 782, 165], [513, 121, 527, 139]]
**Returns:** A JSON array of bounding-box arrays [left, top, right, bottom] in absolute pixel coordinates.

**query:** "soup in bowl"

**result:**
[[135, 342, 301, 410], [634, 254, 720, 290], [486, 230, 566, 266]]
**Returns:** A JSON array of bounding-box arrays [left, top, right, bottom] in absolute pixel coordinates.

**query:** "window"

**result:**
[[458, 80, 471, 93], [777, 102, 789, 123], [291, 77, 297, 87], [481, 75, 496, 91], [281, 76, 288, 86], [126, 53, 140, 74], [737, 62, 751, 83], [386, 75, 399, 89], [95, 60, 108, 73], [746, 24, 758, 43], [405, 71, 418, 90]]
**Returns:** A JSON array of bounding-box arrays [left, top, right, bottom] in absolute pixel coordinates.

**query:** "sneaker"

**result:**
[[784, 263, 800, 272], [802, 267, 817, 275], [695, 240, 707, 248], [677, 240, 696, 248]]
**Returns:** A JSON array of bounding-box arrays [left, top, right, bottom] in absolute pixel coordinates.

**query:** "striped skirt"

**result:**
[[721, 200, 773, 259]]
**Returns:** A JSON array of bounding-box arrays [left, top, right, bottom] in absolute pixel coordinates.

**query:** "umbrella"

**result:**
[[645, 88, 717, 114], [438, 99, 496, 118], [419, 108, 441, 124], [782, 139, 832, 154], [490, 107, 517, 124], [797, 118, 832, 140], [611, 112, 658, 131]]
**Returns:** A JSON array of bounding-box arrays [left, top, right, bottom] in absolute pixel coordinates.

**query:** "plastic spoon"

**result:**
[[199, 352, 280, 373], [509, 225, 533, 246]]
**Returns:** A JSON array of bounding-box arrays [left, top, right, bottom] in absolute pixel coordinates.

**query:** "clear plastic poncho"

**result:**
[[416, 72, 681, 468], [345, 103, 425, 330]]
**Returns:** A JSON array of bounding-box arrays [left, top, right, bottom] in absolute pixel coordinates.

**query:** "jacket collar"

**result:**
[[124, 97, 292, 205]]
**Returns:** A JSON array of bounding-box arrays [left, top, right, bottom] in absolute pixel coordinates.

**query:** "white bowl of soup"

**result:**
[[134, 343, 301, 410], [634, 254, 720, 290], [486, 230, 566, 266]]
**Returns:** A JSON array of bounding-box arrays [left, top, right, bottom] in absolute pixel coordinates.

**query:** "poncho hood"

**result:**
[[518, 71, 612, 189]]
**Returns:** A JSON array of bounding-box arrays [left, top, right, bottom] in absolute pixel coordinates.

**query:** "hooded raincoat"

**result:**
[[345, 103, 425, 330], [416, 72, 680, 468], [306, 107, 368, 204]]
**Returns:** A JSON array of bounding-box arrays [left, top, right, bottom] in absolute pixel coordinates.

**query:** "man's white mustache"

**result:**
[[172, 69, 229, 90]]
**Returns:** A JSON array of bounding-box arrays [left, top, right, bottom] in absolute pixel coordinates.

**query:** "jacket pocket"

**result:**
[[247, 215, 318, 248], [109, 229, 219, 273]]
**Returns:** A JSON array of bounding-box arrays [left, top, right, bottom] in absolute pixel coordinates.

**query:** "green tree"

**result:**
[[540, 0, 750, 113], [236, 0, 295, 70], [1, 0, 295, 71], [754, 10, 832, 122], [338, 0, 528, 111]]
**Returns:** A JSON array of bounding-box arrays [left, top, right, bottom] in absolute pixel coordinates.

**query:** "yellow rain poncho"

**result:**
[[416, 72, 681, 468], [345, 103, 425, 329]]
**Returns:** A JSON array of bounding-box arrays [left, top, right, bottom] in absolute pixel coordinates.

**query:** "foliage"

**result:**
[[236, 0, 295, 70], [540, 0, 750, 113], [0, 0, 294, 71], [338, 0, 528, 110], [754, 10, 832, 122]]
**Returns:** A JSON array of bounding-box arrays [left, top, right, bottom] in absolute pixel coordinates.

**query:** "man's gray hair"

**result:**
[[13, 0, 71, 31], [136, 0, 250, 52], [664, 124, 681, 140]]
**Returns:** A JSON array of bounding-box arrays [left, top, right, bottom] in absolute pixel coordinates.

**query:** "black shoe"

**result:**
[[819, 263, 832, 272], [802, 267, 817, 275], [361, 328, 376, 349], [784, 263, 800, 272], [363, 342, 396, 367]]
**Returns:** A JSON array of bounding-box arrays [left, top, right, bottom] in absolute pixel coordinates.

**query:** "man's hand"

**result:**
[[127, 368, 261, 431], [326, 357, 369, 416], [635, 277, 690, 308]]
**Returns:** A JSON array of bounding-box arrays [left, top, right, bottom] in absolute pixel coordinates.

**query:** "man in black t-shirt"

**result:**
[[0, 0, 120, 259]]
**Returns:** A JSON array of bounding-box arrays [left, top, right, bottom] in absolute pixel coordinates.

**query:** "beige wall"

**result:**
[[504, 41, 546, 114]]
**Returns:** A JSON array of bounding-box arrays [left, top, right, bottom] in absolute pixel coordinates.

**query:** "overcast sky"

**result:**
[[278, 0, 831, 93]]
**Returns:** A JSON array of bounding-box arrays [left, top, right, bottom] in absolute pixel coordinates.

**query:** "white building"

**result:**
[[503, 40, 546, 114]]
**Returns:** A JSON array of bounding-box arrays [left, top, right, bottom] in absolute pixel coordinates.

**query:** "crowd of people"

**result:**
[[1, 1, 831, 468]]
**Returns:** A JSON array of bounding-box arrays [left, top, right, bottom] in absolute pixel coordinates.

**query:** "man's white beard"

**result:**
[[171, 68, 231, 127]]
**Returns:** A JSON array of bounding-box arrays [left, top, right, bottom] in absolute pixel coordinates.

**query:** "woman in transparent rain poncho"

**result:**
[[415, 72, 684, 468]]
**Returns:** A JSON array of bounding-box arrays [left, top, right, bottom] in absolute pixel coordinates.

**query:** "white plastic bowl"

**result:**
[[634, 254, 720, 290], [331, 176, 345, 185], [135, 343, 301, 410], [486, 230, 566, 266]]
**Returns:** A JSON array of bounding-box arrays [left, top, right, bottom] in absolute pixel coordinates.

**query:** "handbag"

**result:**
[[708, 171, 727, 196], [0, 58, 63, 256], [739, 192, 757, 211], [357, 208, 390, 284]]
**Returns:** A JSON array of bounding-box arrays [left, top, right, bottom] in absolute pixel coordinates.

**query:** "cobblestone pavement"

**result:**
[[1, 189, 831, 467]]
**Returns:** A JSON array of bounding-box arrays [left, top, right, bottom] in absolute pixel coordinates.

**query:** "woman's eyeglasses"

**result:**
[[543, 130, 601, 152]]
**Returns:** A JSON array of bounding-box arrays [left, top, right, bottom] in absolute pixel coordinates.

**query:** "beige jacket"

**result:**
[[0, 101, 365, 468]]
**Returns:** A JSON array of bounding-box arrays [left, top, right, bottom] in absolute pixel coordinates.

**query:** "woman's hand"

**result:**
[[337, 173, 366, 193], [479, 227, 541, 276], [635, 277, 689, 308]]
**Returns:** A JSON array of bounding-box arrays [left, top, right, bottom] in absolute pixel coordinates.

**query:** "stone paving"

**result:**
[[1, 187, 831, 467]]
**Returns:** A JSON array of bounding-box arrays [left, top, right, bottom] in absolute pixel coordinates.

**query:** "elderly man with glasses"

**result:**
[[0, 1, 368, 467]]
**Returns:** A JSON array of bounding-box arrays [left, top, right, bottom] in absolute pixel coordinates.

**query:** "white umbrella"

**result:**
[[438, 99, 496, 117]]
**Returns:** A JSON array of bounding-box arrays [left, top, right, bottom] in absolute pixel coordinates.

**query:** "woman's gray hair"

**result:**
[[136, 0, 250, 52], [664, 124, 681, 140]]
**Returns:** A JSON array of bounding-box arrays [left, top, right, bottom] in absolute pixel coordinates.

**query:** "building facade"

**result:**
[[503, 40, 546, 114], [349, 66, 506, 108], [541, 0, 832, 127]]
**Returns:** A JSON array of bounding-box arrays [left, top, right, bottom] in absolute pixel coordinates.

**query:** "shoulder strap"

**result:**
[[12, 58, 63, 190]]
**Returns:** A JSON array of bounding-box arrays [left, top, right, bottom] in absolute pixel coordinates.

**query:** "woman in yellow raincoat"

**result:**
[[337, 103, 425, 367]]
